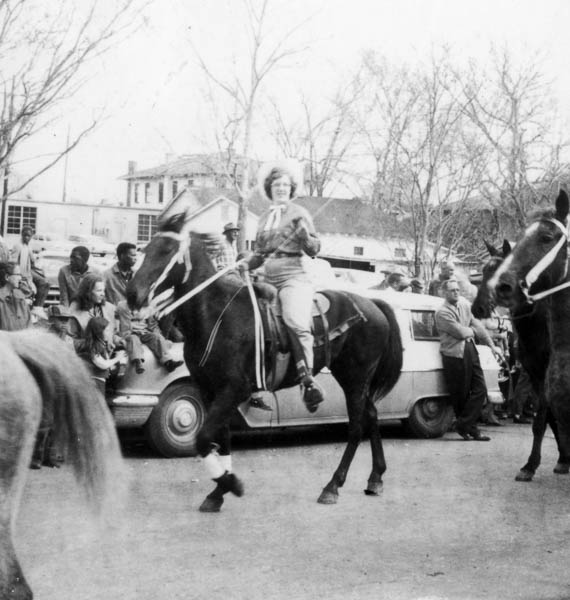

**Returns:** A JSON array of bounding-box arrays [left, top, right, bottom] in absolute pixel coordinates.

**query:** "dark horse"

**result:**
[[472, 190, 570, 481], [127, 213, 403, 511], [0, 328, 125, 600]]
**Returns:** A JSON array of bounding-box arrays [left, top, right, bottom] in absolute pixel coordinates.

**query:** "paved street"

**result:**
[[16, 422, 570, 600]]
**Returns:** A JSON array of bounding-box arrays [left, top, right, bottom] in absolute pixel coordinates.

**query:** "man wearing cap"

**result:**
[[411, 278, 425, 294], [216, 222, 240, 270]]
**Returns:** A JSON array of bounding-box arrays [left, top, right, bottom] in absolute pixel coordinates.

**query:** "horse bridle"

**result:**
[[147, 230, 192, 309], [145, 229, 266, 388], [519, 217, 570, 303]]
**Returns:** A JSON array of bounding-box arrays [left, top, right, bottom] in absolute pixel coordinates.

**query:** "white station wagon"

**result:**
[[105, 288, 503, 457]]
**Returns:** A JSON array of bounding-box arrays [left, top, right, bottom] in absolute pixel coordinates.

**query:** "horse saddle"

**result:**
[[255, 285, 365, 390]]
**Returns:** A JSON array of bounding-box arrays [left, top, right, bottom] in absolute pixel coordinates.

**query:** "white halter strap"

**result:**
[[521, 218, 570, 302], [148, 230, 191, 305]]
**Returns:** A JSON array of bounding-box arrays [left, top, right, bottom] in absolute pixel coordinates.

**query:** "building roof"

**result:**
[[239, 192, 388, 236], [295, 196, 385, 237], [121, 153, 259, 181]]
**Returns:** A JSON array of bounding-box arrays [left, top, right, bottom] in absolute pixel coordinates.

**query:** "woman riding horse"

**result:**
[[238, 165, 325, 412], [127, 198, 404, 510]]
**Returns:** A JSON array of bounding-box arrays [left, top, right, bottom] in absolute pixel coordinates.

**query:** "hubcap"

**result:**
[[421, 399, 441, 420], [168, 398, 200, 436]]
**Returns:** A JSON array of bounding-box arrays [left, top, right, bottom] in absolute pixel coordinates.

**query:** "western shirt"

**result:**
[[216, 239, 237, 270]]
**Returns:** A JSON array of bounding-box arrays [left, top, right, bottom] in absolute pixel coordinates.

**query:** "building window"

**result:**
[[172, 180, 178, 198], [394, 248, 406, 258], [134, 183, 139, 204], [7, 205, 37, 234], [353, 246, 364, 256], [158, 182, 164, 204], [144, 182, 150, 203], [137, 214, 158, 244], [187, 178, 194, 187]]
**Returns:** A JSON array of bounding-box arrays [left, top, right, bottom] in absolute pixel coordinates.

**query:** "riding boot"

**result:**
[[30, 428, 49, 470], [286, 327, 326, 413], [300, 367, 326, 413]]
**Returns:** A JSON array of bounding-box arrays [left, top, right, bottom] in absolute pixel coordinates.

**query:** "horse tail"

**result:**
[[9, 329, 126, 512], [369, 298, 403, 398]]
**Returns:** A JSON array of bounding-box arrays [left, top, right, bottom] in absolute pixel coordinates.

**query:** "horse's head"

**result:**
[[127, 213, 226, 314], [471, 240, 512, 318], [127, 212, 191, 311], [490, 189, 570, 310]]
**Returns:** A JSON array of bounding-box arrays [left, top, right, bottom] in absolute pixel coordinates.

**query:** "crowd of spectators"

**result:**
[[0, 234, 186, 468], [0, 230, 533, 457]]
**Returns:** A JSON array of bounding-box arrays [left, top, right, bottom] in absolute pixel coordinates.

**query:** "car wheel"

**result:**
[[405, 397, 454, 438], [145, 382, 206, 457]]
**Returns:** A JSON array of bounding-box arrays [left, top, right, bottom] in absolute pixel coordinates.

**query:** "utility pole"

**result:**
[[0, 164, 8, 236]]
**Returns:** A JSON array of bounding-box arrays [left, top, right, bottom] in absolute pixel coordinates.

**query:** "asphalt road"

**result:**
[[16, 421, 570, 600]]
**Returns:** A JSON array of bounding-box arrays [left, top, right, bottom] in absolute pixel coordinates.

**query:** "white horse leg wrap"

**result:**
[[204, 452, 225, 479], [219, 455, 232, 473]]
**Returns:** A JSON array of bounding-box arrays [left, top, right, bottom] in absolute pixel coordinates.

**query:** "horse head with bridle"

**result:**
[[127, 202, 404, 512], [476, 190, 570, 480]]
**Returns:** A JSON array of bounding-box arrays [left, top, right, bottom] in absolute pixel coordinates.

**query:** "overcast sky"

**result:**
[[18, 0, 570, 205]]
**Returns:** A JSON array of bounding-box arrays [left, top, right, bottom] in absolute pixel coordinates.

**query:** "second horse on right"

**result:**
[[472, 189, 570, 481]]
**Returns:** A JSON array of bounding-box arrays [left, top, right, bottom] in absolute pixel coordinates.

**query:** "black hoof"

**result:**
[[364, 485, 383, 496], [317, 490, 338, 504], [553, 462, 570, 475], [199, 495, 224, 512], [215, 472, 245, 497], [364, 479, 383, 496], [515, 470, 534, 482]]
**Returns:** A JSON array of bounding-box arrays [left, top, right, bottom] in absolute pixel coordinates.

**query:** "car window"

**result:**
[[410, 310, 440, 340]]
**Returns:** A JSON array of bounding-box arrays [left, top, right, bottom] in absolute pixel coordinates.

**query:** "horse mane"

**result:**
[[158, 211, 187, 233]]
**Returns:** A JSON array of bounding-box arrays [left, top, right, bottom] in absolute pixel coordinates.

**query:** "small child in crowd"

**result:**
[[81, 316, 126, 393], [116, 300, 183, 374]]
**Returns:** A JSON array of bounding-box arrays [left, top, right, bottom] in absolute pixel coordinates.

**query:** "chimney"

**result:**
[[126, 160, 137, 207]]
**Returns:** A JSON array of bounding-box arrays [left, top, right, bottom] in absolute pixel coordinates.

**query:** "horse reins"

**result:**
[[149, 234, 267, 389]]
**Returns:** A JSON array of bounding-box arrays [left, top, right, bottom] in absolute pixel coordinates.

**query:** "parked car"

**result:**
[[29, 232, 74, 254], [67, 234, 116, 257], [92, 288, 503, 458]]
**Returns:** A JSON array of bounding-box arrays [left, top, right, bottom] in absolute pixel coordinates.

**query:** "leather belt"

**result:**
[[272, 251, 303, 258]]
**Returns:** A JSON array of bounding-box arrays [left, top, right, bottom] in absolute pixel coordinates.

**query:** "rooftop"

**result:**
[[122, 153, 259, 181]]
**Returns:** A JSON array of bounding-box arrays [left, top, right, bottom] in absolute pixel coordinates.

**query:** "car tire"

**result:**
[[405, 397, 454, 438], [145, 382, 206, 457]]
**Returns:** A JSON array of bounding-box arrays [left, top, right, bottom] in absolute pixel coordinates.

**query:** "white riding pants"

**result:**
[[264, 257, 315, 369]]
